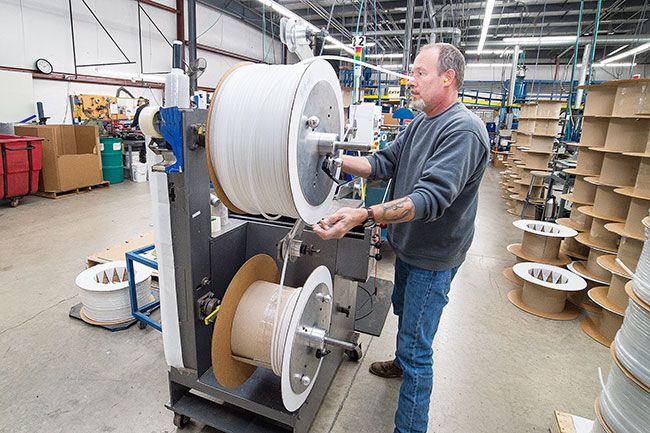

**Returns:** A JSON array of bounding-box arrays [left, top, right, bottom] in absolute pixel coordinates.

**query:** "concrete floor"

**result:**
[[0, 167, 611, 433]]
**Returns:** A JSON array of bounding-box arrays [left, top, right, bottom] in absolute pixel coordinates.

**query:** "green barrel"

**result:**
[[100, 137, 124, 184]]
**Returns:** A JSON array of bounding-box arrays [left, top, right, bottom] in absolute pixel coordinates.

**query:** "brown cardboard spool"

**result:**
[[507, 288, 580, 321], [578, 185, 630, 223], [571, 176, 598, 204], [535, 100, 564, 118], [559, 193, 593, 205], [589, 285, 626, 316], [567, 289, 602, 314], [575, 148, 605, 176], [205, 62, 250, 215], [560, 236, 590, 260], [576, 218, 621, 252], [593, 117, 650, 153], [597, 254, 632, 278], [607, 195, 650, 240], [527, 135, 555, 153], [594, 398, 615, 433], [507, 200, 538, 219], [506, 243, 571, 266], [625, 279, 650, 312], [502, 267, 524, 285], [567, 249, 612, 284], [580, 306, 624, 347], [507, 263, 585, 321], [584, 85, 616, 116], [579, 117, 610, 148], [606, 273, 632, 313], [612, 81, 650, 117], [615, 158, 650, 198], [211, 254, 280, 388], [593, 153, 641, 188], [617, 236, 643, 273], [519, 150, 551, 170], [512, 220, 577, 263]]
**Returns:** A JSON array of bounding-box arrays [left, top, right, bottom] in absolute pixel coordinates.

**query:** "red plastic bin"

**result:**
[[0, 134, 44, 204]]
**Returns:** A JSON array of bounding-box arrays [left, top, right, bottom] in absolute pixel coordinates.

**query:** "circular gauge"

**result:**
[[35, 58, 53, 75]]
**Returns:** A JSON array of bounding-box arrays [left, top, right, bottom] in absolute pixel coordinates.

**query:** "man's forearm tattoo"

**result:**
[[379, 197, 416, 222]]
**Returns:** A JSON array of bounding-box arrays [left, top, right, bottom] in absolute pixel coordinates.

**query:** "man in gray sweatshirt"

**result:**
[[313, 43, 489, 433]]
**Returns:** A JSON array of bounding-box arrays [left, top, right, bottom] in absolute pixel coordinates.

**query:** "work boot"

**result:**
[[369, 359, 403, 379]]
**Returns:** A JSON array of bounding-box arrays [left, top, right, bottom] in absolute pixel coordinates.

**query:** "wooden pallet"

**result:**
[[36, 181, 110, 199]]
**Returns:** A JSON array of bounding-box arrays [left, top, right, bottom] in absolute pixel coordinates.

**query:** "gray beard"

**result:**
[[410, 99, 426, 112]]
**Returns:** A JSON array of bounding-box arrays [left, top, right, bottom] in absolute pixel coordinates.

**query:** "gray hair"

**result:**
[[419, 43, 465, 89]]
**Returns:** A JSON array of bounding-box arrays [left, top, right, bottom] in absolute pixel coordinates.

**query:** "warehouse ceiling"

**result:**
[[202, 0, 650, 65]]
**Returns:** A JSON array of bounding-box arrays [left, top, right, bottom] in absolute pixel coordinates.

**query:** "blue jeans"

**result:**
[[392, 256, 459, 433]]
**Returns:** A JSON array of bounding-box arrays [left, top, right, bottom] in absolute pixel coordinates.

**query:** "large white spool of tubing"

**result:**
[[211, 254, 333, 411], [598, 358, 650, 433], [206, 59, 343, 224], [612, 281, 650, 391], [508, 262, 586, 321], [75, 261, 152, 324]]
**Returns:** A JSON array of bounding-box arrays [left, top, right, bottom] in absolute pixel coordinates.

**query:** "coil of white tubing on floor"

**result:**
[[632, 223, 650, 304], [598, 359, 650, 433], [75, 261, 152, 323], [614, 297, 650, 387], [208, 59, 343, 224]]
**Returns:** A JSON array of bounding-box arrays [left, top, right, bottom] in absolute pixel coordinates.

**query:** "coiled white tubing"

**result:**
[[209, 59, 342, 224], [599, 360, 650, 433], [633, 224, 650, 304], [614, 298, 650, 387], [75, 261, 152, 323]]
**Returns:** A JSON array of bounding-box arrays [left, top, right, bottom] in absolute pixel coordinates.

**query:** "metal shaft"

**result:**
[[323, 336, 358, 352]]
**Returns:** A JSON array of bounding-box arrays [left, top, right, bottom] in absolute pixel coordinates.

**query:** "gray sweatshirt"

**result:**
[[367, 102, 489, 271]]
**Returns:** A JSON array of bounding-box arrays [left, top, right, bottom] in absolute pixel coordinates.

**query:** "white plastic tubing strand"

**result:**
[[599, 360, 650, 433], [300, 56, 414, 81], [633, 225, 650, 304], [211, 63, 306, 220], [614, 298, 650, 387], [271, 248, 292, 375]]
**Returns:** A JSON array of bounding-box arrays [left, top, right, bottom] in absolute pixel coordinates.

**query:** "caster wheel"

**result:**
[[10, 198, 19, 207], [173, 413, 190, 429], [345, 344, 363, 362], [137, 320, 147, 330]]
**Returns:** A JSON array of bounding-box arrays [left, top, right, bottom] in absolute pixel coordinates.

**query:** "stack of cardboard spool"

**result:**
[[504, 219, 587, 320], [590, 217, 650, 433], [556, 79, 650, 347], [500, 101, 563, 218]]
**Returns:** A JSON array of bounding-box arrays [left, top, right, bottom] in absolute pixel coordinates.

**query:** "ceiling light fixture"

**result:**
[[477, 0, 496, 53], [599, 42, 650, 65]]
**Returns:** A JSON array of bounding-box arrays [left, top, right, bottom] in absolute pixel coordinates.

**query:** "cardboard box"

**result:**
[[383, 113, 400, 125], [549, 410, 594, 433], [14, 125, 103, 192]]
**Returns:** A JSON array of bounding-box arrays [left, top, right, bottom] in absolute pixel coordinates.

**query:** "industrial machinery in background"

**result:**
[[137, 16, 390, 431]]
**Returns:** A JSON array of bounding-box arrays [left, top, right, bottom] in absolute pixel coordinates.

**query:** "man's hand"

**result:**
[[312, 207, 367, 240]]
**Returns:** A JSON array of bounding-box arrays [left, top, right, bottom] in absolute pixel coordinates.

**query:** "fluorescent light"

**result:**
[[594, 62, 637, 68], [253, 0, 354, 55], [380, 63, 413, 70], [466, 63, 511, 68], [599, 42, 650, 65], [366, 53, 403, 59], [502, 35, 577, 45], [477, 0, 496, 53], [606, 45, 629, 57], [465, 49, 504, 55]]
